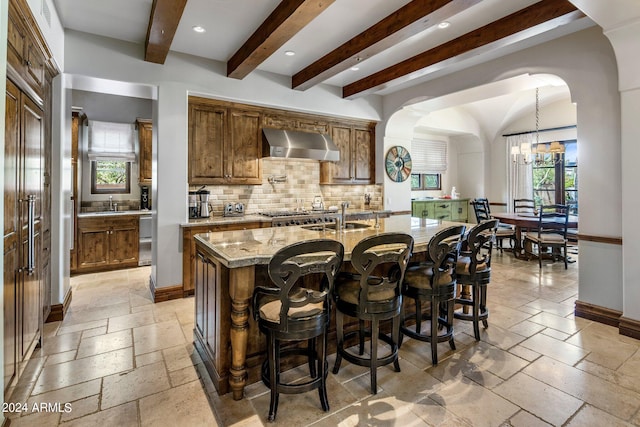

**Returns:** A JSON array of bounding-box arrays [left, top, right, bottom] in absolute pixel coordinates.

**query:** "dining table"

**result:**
[[491, 212, 578, 259]]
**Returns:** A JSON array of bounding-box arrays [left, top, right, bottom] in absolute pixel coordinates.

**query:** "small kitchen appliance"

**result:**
[[198, 189, 211, 218], [141, 186, 150, 210], [188, 191, 199, 219], [223, 202, 245, 217]]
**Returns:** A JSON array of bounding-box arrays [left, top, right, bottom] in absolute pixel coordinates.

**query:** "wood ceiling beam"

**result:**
[[144, 0, 189, 64], [343, 0, 584, 99], [227, 0, 335, 80], [292, 0, 482, 91]]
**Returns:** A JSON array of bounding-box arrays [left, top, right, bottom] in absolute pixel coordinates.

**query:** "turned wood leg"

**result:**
[[228, 266, 255, 401]]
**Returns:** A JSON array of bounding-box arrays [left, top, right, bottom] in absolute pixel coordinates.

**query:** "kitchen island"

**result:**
[[193, 215, 466, 400]]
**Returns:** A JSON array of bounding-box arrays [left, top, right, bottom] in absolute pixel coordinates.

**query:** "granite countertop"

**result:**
[[194, 215, 467, 269], [77, 209, 153, 218]]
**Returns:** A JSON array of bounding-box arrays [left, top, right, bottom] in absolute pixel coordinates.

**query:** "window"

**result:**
[[411, 173, 441, 190], [532, 140, 577, 213], [91, 160, 131, 194]]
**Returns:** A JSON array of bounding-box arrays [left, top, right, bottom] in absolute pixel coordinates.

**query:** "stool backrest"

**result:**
[[265, 239, 344, 330], [535, 204, 569, 239], [462, 219, 498, 274], [427, 225, 466, 282], [514, 198, 535, 214], [349, 233, 414, 309]]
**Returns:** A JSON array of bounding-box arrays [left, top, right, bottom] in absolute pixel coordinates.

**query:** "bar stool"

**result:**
[[332, 233, 413, 394], [454, 219, 498, 341], [400, 225, 466, 365], [252, 239, 344, 422]]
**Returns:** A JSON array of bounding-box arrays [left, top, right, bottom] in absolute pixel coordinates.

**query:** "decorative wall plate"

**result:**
[[385, 146, 412, 182]]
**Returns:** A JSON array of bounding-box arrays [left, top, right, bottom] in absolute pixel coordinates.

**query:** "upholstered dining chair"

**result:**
[[399, 225, 466, 366], [455, 219, 498, 340], [332, 233, 414, 395], [252, 239, 344, 422], [523, 204, 570, 269]]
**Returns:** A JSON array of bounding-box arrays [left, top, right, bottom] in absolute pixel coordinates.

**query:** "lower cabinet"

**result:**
[[411, 199, 468, 222], [182, 221, 263, 295], [194, 249, 224, 373], [75, 216, 139, 273]]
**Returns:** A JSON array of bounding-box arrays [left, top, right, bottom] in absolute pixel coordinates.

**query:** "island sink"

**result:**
[[301, 222, 371, 232]]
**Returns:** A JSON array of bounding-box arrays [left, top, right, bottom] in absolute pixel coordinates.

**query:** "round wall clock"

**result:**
[[385, 146, 412, 182]]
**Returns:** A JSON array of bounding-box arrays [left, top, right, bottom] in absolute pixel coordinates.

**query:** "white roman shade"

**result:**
[[411, 139, 447, 173], [88, 121, 136, 161]]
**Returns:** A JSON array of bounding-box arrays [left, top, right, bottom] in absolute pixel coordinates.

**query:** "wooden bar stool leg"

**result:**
[[308, 337, 317, 378], [332, 312, 344, 374], [392, 315, 401, 372], [370, 318, 379, 395], [431, 295, 438, 366], [318, 333, 329, 411]]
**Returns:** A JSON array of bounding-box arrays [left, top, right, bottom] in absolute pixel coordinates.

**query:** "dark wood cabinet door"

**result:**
[[205, 257, 218, 360], [5, 80, 20, 243], [78, 227, 109, 269], [137, 119, 152, 184], [109, 221, 139, 265], [353, 127, 373, 183], [3, 247, 17, 391], [228, 109, 262, 184], [21, 94, 43, 224], [325, 125, 353, 183], [25, 36, 45, 91], [189, 103, 227, 184], [194, 252, 206, 338], [6, 2, 26, 78]]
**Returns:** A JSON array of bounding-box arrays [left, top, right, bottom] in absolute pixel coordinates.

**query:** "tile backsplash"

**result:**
[[191, 158, 383, 215]]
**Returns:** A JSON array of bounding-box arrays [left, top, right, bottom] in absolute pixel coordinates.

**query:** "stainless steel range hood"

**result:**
[[262, 127, 340, 161]]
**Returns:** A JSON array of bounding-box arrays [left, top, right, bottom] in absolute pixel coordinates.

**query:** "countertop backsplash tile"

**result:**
[[190, 158, 383, 215]]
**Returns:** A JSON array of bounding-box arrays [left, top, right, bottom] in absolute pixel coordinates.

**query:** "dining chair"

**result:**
[[455, 219, 498, 340], [513, 198, 536, 214], [470, 198, 514, 253], [332, 233, 414, 394], [399, 225, 466, 365], [252, 239, 344, 421], [523, 204, 570, 269]]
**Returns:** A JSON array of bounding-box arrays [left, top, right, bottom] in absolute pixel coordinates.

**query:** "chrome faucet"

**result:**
[[109, 196, 114, 211], [340, 201, 350, 230]]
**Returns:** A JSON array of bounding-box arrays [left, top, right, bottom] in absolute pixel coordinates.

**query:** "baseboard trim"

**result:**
[[150, 276, 184, 303], [45, 288, 73, 323], [574, 300, 622, 327], [619, 316, 640, 340]]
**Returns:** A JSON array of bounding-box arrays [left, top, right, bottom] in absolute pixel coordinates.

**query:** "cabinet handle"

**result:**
[[26, 195, 36, 275]]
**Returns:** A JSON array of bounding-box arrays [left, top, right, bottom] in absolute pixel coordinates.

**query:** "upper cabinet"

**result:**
[[320, 122, 375, 185], [137, 118, 152, 185], [188, 99, 262, 185], [7, 1, 46, 99], [187, 96, 376, 186]]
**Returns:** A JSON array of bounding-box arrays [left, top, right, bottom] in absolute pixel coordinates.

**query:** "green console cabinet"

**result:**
[[411, 199, 468, 222]]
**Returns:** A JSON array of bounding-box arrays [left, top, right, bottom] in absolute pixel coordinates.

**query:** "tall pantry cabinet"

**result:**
[[4, 0, 58, 394]]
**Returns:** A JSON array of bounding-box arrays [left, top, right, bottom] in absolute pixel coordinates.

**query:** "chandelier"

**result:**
[[511, 88, 565, 165]]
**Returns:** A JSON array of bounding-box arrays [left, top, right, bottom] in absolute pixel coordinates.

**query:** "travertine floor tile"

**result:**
[[60, 401, 138, 427], [566, 404, 635, 427], [566, 326, 639, 370], [493, 372, 582, 426], [32, 348, 133, 395], [139, 380, 218, 426], [27, 379, 101, 408], [524, 356, 640, 420], [508, 410, 552, 427], [101, 361, 171, 408], [76, 329, 132, 359], [133, 319, 186, 355], [519, 332, 588, 365], [60, 394, 100, 422], [107, 310, 155, 333]]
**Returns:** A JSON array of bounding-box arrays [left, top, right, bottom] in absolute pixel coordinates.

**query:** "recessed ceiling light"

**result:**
[[438, 21, 450, 29], [192, 26, 206, 33], [350, 66, 360, 71], [284, 50, 296, 56]]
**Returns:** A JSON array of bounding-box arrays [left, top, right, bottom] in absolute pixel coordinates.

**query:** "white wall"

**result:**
[[62, 30, 383, 289]]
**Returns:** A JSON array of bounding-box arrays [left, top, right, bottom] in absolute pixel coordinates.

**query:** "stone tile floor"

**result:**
[[5, 252, 640, 426]]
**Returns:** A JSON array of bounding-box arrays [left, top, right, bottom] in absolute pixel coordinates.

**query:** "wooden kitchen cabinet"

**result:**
[[182, 221, 263, 295], [137, 118, 152, 185], [320, 122, 375, 184], [7, 1, 45, 97], [263, 113, 329, 134], [76, 216, 139, 273], [188, 99, 262, 185]]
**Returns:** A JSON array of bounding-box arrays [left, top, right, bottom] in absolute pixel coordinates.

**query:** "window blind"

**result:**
[[411, 139, 447, 173], [88, 121, 136, 161]]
